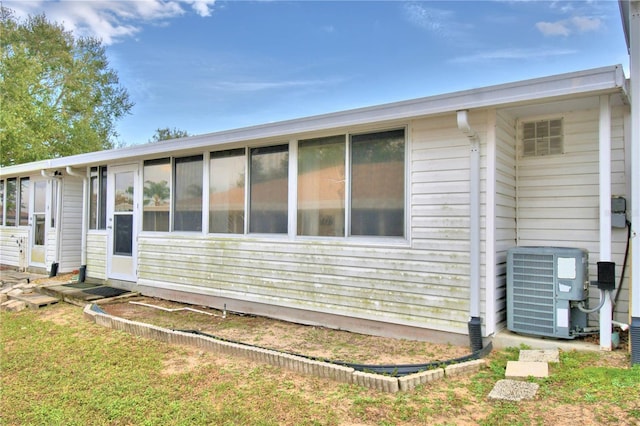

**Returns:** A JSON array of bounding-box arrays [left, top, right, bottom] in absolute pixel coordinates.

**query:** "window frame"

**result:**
[[136, 125, 408, 243], [89, 166, 108, 230], [142, 158, 172, 232], [173, 155, 204, 232], [248, 143, 290, 235], [5, 178, 17, 227], [18, 177, 30, 227], [0, 179, 4, 226], [209, 148, 247, 234]]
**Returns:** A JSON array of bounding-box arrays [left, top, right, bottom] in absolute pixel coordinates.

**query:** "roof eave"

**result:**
[[0, 64, 627, 178]]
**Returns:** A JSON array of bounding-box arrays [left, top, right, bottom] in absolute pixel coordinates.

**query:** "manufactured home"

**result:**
[[0, 64, 637, 351]]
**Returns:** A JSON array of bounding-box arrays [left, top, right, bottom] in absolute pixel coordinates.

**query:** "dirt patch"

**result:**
[[32, 273, 76, 285], [100, 296, 472, 365]]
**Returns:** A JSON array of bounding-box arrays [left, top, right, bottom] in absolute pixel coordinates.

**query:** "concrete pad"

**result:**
[[519, 349, 560, 363], [493, 329, 599, 352], [505, 361, 549, 379], [488, 379, 539, 401]]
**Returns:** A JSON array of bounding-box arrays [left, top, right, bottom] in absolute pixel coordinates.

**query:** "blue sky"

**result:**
[[6, 0, 630, 146]]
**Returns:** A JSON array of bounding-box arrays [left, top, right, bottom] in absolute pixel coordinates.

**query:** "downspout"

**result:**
[[41, 170, 62, 276], [66, 166, 88, 282], [628, 0, 640, 366], [599, 95, 613, 351], [457, 110, 483, 352]]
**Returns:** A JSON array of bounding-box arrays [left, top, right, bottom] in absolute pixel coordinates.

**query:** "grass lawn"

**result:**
[[1, 303, 639, 425]]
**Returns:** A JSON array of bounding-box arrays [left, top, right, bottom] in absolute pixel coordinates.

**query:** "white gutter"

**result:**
[[65, 166, 89, 276], [457, 110, 482, 351], [599, 95, 613, 351]]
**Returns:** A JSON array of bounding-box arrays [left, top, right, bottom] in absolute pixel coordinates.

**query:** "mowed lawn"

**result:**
[[1, 304, 639, 426]]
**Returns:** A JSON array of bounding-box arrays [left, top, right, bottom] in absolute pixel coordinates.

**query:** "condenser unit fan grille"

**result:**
[[510, 253, 555, 336]]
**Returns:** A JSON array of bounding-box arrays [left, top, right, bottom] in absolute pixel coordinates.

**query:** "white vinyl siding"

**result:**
[[46, 228, 57, 269], [58, 178, 83, 272], [87, 232, 107, 280], [516, 106, 629, 325], [0, 228, 28, 268], [137, 235, 469, 334], [493, 110, 517, 332]]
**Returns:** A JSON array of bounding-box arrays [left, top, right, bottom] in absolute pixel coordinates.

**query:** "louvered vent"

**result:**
[[507, 247, 589, 339]]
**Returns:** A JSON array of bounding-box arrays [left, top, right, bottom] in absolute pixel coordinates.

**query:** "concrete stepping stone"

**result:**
[[519, 349, 559, 363], [11, 293, 59, 309], [1, 299, 27, 312], [505, 361, 549, 379], [488, 379, 539, 401]]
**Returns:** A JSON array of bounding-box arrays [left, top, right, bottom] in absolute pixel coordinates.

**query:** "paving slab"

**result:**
[[519, 349, 560, 363], [488, 379, 539, 401], [505, 361, 549, 379], [12, 293, 59, 309]]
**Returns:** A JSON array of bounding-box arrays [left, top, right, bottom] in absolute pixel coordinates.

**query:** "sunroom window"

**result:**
[[89, 166, 108, 230], [522, 119, 563, 157], [173, 155, 203, 232], [350, 129, 405, 237], [143, 159, 171, 232], [250, 145, 288, 234], [5, 178, 16, 227], [19, 178, 29, 226], [0, 180, 4, 226], [210, 148, 245, 234], [297, 135, 345, 237]]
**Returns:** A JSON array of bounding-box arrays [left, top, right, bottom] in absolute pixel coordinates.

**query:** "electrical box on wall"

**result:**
[[612, 196, 627, 228]]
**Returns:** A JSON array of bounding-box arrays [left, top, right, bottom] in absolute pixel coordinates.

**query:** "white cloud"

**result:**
[[571, 16, 601, 32], [450, 47, 577, 63], [209, 79, 334, 92], [536, 21, 571, 36], [185, 0, 215, 17], [402, 2, 460, 38], [536, 15, 602, 37], [4, 0, 216, 45]]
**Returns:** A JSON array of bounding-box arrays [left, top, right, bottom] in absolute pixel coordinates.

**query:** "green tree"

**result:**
[[149, 127, 190, 142], [0, 7, 133, 167]]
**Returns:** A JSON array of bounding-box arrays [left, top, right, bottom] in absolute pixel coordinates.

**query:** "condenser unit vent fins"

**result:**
[[510, 253, 556, 336], [507, 246, 589, 339]]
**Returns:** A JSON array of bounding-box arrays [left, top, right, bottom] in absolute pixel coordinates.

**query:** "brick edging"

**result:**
[[84, 303, 486, 393]]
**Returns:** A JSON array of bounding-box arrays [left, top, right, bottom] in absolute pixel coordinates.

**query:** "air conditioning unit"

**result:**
[[507, 247, 589, 339]]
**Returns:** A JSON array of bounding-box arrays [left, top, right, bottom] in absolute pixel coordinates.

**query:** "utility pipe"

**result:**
[[628, 0, 640, 366], [457, 110, 483, 352], [66, 166, 89, 282], [599, 94, 613, 351]]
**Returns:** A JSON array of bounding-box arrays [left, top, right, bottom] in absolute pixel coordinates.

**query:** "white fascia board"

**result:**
[[0, 159, 54, 178], [1, 65, 626, 177]]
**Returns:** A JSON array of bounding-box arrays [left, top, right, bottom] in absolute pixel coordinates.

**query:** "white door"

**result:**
[[30, 179, 47, 267], [107, 164, 138, 281]]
